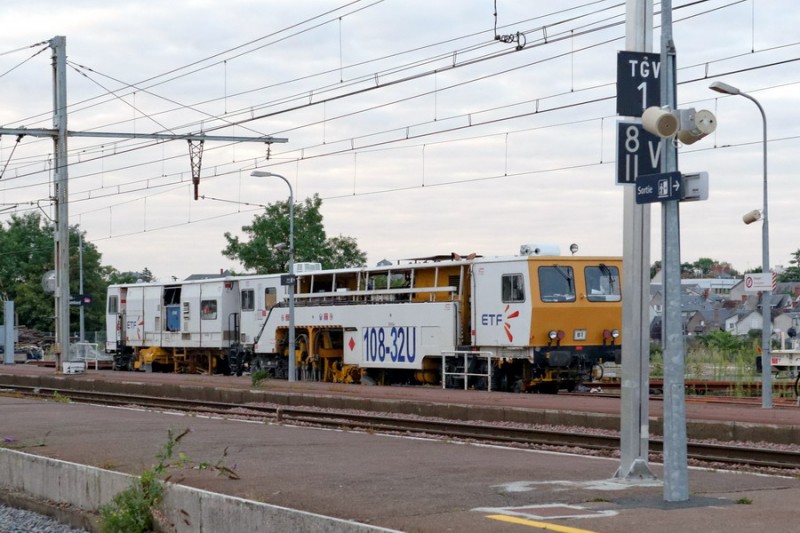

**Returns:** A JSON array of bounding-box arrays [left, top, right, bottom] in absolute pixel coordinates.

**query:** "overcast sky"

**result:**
[[1, 0, 798, 281]]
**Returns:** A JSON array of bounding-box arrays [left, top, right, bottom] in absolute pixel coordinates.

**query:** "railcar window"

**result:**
[[241, 289, 255, 311], [584, 265, 621, 302], [108, 295, 118, 314], [538, 266, 575, 302], [502, 274, 525, 303], [200, 300, 218, 320], [264, 287, 277, 310]]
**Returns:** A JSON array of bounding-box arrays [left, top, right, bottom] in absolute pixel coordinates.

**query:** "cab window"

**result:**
[[502, 274, 525, 303], [538, 266, 575, 302], [584, 265, 621, 302], [201, 300, 218, 320], [241, 289, 255, 312], [108, 295, 118, 314]]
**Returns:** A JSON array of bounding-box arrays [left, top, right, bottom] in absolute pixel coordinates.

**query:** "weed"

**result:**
[[251, 368, 270, 387], [100, 468, 163, 533], [736, 497, 753, 505], [99, 427, 240, 533], [51, 391, 71, 403]]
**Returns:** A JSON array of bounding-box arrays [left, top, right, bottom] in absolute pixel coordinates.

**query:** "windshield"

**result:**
[[538, 266, 576, 302], [584, 264, 621, 302]]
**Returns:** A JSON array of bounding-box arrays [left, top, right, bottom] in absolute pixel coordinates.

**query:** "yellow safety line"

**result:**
[[486, 514, 599, 533]]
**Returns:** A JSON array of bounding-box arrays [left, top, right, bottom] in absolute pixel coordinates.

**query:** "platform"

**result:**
[[1, 365, 800, 532]]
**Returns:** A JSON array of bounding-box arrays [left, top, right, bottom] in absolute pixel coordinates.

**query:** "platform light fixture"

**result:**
[[251, 170, 296, 383], [709, 80, 771, 408]]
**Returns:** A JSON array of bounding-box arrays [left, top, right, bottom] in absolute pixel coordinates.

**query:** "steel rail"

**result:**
[[3, 385, 799, 470]]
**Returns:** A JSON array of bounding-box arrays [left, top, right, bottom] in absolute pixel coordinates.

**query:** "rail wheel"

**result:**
[[591, 363, 604, 381]]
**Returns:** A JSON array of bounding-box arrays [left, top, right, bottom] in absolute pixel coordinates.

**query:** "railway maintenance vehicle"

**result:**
[[105, 245, 622, 392]]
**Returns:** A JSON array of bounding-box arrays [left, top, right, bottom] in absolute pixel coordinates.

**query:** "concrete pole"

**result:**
[[51, 36, 70, 370], [615, 0, 656, 481]]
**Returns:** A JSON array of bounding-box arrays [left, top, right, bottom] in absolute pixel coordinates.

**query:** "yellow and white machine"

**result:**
[[106, 246, 622, 392]]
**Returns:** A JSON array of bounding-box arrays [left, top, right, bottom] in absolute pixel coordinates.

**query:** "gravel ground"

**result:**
[[0, 504, 88, 533]]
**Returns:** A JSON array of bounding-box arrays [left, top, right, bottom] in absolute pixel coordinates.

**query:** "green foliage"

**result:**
[[251, 368, 270, 387], [100, 468, 163, 533], [777, 249, 800, 282], [222, 193, 366, 273], [0, 212, 160, 337], [51, 391, 71, 403], [99, 427, 240, 533], [681, 257, 739, 278], [649, 343, 664, 377], [695, 330, 747, 353], [99, 427, 181, 533]]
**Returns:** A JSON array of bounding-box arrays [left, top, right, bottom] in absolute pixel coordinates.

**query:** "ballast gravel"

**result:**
[[0, 504, 88, 533]]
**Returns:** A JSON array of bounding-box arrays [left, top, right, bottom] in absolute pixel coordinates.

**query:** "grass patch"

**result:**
[[51, 391, 71, 403]]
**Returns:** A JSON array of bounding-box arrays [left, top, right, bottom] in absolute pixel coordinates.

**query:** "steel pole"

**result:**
[[739, 93, 773, 409], [251, 171, 296, 382], [708, 82, 771, 407]]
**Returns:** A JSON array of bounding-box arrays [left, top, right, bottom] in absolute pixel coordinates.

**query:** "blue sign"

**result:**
[[635, 172, 681, 204]]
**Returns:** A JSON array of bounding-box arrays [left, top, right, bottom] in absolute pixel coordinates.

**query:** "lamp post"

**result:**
[[709, 81, 771, 408], [250, 171, 296, 382]]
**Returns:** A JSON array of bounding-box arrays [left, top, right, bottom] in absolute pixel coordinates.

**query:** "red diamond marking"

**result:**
[[348, 337, 356, 351]]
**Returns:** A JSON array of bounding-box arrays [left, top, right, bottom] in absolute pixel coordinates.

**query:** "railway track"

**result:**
[[4, 384, 800, 472]]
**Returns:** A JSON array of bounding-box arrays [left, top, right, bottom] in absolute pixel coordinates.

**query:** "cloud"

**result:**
[[0, 1, 798, 281]]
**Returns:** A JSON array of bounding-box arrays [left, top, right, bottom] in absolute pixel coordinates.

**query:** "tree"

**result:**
[[222, 193, 366, 273], [0, 213, 110, 336], [680, 257, 740, 278], [777, 249, 800, 282]]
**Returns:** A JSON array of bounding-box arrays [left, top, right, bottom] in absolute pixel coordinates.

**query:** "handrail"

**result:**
[[441, 350, 495, 391], [294, 286, 457, 299]]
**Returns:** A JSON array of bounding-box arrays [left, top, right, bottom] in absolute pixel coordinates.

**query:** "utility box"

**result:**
[[681, 172, 709, 202], [62, 361, 85, 374]]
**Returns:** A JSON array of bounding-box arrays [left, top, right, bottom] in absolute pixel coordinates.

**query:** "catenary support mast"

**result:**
[[0, 36, 287, 370], [615, 0, 656, 482]]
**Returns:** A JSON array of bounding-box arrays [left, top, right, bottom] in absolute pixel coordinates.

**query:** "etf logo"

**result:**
[[481, 305, 519, 342]]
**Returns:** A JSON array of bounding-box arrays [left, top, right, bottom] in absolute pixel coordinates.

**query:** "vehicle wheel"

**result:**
[[591, 363, 604, 381]]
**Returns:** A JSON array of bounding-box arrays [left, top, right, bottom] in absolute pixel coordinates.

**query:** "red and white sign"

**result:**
[[743, 272, 776, 292]]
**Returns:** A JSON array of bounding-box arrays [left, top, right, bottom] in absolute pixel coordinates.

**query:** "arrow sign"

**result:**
[[635, 171, 682, 204]]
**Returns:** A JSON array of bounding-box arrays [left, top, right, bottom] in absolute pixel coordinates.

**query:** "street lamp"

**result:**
[[709, 80, 771, 408], [250, 170, 296, 383]]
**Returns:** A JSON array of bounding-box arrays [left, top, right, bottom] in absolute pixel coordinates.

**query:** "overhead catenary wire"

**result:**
[[0, 0, 792, 258], [0, 0, 624, 167], [0, 0, 736, 181]]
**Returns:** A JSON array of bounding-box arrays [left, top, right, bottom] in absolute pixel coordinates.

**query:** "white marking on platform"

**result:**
[[492, 479, 662, 493]]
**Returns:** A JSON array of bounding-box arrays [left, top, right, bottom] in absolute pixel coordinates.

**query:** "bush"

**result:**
[[99, 469, 162, 533]]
